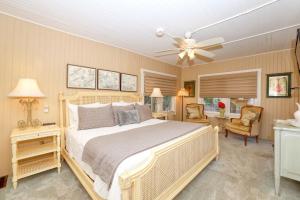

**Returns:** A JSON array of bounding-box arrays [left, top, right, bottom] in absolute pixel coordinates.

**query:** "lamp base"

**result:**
[[19, 98, 37, 127]]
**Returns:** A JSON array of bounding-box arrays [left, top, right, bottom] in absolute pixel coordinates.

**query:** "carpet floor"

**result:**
[[2, 134, 300, 200]]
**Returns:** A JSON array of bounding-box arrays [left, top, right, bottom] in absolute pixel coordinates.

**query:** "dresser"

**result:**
[[10, 125, 61, 189], [273, 121, 300, 195]]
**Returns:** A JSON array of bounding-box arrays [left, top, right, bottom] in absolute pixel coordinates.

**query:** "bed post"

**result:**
[[119, 172, 132, 200], [59, 92, 65, 154], [214, 126, 219, 160]]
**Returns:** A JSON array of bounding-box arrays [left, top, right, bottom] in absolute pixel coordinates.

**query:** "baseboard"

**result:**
[[0, 176, 8, 189]]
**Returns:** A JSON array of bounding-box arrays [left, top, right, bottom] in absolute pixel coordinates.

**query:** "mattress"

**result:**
[[66, 119, 166, 200]]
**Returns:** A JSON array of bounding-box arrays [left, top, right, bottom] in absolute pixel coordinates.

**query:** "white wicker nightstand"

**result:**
[[10, 125, 61, 189], [152, 112, 168, 120]]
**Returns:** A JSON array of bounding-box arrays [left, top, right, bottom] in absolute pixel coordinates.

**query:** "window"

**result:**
[[203, 98, 221, 112], [202, 97, 256, 115], [142, 69, 177, 113], [230, 98, 249, 114], [144, 96, 176, 112], [199, 69, 261, 117]]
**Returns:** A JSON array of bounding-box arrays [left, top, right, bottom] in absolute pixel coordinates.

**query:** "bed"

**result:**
[[59, 91, 219, 200]]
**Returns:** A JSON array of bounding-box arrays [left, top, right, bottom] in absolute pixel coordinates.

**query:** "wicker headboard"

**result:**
[[59, 91, 142, 148]]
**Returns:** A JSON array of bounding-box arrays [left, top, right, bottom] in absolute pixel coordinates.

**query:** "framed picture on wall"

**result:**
[[121, 73, 137, 92], [184, 80, 195, 97], [97, 69, 120, 91], [67, 64, 96, 89], [266, 72, 291, 98]]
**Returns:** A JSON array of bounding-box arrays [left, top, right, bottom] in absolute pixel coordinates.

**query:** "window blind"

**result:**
[[199, 71, 257, 98], [144, 72, 177, 96]]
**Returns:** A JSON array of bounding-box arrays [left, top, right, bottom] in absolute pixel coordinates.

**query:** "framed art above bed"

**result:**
[[67, 64, 96, 89], [121, 73, 137, 92], [97, 69, 120, 91]]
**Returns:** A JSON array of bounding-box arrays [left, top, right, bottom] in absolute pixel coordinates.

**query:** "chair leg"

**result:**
[[256, 136, 259, 143], [244, 135, 248, 146], [225, 129, 228, 138]]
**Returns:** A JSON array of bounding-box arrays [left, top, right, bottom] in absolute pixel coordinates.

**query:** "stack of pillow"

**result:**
[[68, 102, 153, 130]]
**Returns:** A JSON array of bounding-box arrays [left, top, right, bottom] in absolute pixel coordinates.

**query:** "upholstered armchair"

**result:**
[[185, 103, 210, 125], [225, 105, 263, 146]]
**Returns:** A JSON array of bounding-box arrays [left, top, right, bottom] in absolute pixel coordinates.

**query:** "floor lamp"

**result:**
[[178, 88, 189, 121]]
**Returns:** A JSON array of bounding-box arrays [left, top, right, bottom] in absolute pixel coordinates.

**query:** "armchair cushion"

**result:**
[[225, 121, 250, 135], [241, 111, 257, 126], [186, 106, 202, 119]]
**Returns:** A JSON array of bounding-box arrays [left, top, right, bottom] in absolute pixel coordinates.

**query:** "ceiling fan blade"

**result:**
[[195, 37, 224, 48], [154, 52, 180, 57], [173, 37, 187, 47], [194, 49, 215, 59], [154, 49, 180, 53]]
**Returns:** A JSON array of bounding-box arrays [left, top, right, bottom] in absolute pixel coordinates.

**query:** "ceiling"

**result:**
[[0, 0, 299, 67]]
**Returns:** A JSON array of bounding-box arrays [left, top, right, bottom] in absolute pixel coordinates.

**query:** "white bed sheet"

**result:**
[[66, 119, 166, 200]]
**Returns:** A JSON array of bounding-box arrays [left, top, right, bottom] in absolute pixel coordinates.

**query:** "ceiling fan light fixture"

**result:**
[[187, 49, 195, 60], [178, 50, 186, 59]]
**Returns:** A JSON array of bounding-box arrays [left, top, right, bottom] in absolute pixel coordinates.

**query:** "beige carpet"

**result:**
[[2, 134, 300, 200]]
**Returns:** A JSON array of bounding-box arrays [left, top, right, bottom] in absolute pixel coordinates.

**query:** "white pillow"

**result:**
[[112, 101, 144, 106], [112, 101, 133, 106], [68, 103, 109, 129]]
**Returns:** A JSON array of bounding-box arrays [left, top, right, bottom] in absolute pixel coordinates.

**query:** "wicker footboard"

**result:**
[[119, 125, 219, 200]]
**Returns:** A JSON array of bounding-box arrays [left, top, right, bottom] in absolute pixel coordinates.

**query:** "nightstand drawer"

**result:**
[[13, 131, 60, 142]]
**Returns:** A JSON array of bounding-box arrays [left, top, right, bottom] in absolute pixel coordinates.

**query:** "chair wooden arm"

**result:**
[[230, 118, 241, 123], [249, 119, 261, 136]]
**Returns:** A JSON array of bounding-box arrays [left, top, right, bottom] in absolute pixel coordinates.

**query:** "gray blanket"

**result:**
[[82, 121, 203, 188]]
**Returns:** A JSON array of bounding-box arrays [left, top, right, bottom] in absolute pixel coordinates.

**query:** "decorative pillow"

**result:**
[[241, 111, 257, 126], [68, 103, 109, 129], [134, 104, 152, 122], [78, 105, 115, 130], [186, 107, 201, 119], [117, 110, 140, 126], [112, 105, 135, 125]]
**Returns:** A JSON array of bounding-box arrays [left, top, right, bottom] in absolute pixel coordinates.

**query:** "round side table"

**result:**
[[215, 116, 230, 133]]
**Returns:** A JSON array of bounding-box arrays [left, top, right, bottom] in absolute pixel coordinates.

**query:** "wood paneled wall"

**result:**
[[0, 13, 181, 176], [181, 49, 299, 140]]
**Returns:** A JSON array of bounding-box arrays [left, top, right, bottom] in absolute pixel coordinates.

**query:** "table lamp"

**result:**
[[150, 88, 163, 112], [8, 79, 45, 127], [178, 88, 189, 121]]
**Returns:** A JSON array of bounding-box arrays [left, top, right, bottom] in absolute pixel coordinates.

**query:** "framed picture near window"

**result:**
[[67, 64, 96, 89], [121, 73, 137, 92], [97, 69, 120, 91], [184, 80, 195, 97], [266, 72, 291, 98]]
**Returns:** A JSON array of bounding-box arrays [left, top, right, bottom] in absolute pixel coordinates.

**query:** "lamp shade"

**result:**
[[8, 78, 45, 98], [178, 88, 189, 97], [150, 88, 163, 97]]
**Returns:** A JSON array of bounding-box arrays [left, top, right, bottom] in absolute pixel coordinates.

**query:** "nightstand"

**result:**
[[152, 112, 168, 120], [10, 125, 61, 189]]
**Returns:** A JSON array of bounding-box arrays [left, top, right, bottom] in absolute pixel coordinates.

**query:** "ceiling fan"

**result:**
[[155, 28, 224, 61]]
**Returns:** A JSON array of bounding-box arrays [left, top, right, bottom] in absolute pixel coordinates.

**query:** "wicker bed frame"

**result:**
[[59, 91, 219, 200]]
